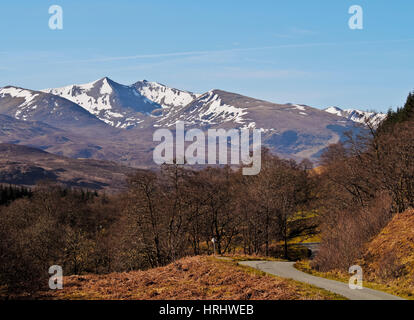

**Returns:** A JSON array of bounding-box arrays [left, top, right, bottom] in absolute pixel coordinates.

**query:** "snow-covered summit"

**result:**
[[155, 89, 250, 127], [133, 80, 199, 109], [324, 106, 386, 128], [43, 77, 162, 128], [0, 86, 104, 128], [42, 78, 202, 129]]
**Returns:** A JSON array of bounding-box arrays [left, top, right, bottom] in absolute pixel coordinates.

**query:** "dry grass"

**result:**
[[38, 256, 339, 300], [360, 209, 414, 297]]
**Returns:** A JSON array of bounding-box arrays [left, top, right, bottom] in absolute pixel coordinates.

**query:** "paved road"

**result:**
[[239, 261, 404, 300], [300, 242, 320, 258]]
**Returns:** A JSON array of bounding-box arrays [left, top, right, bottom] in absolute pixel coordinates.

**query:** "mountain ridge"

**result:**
[[324, 106, 386, 128], [43, 77, 162, 129], [0, 86, 107, 130], [1, 77, 385, 165], [40, 77, 384, 130]]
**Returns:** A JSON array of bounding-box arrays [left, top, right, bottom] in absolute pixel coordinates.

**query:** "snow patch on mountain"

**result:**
[[292, 104, 306, 111], [133, 80, 199, 109], [324, 106, 343, 117], [0, 87, 39, 105], [43, 78, 161, 129], [44, 78, 118, 114], [159, 90, 249, 127], [0, 87, 41, 121], [324, 106, 386, 128], [198, 91, 248, 124], [100, 79, 113, 95]]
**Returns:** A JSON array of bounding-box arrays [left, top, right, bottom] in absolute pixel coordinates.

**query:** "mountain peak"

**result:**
[[325, 106, 343, 111], [132, 80, 199, 109], [43, 78, 162, 129], [208, 89, 228, 94], [324, 106, 386, 127], [324, 106, 344, 116], [96, 76, 112, 83], [0, 85, 105, 128]]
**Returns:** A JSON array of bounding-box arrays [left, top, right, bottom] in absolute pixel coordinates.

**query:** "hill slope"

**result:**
[[133, 80, 199, 108], [0, 86, 106, 130], [360, 209, 414, 296], [40, 256, 340, 300], [0, 143, 136, 192], [0, 114, 66, 142], [156, 89, 363, 160]]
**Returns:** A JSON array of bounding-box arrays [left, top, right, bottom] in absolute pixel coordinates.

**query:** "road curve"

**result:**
[[239, 261, 404, 300], [300, 242, 320, 258]]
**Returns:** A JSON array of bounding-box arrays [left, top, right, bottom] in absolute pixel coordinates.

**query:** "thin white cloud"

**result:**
[[290, 27, 317, 35], [212, 68, 311, 80], [275, 27, 317, 38], [24, 38, 414, 66]]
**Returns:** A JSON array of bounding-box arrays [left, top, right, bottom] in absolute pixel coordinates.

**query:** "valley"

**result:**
[[0, 143, 135, 192]]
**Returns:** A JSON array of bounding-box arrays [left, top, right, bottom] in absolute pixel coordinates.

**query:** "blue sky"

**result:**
[[1, 0, 413, 112]]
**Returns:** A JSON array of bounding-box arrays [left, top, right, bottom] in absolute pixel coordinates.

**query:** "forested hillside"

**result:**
[[313, 91, 414, 272]]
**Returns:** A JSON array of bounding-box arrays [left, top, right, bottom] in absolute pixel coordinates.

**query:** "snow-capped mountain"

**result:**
[[0, 77, 374, 164], [43, 77, 163, 129], [154, 89, 363, 160], [155, 90, 250, 127], [0, 86, 105, 129], [324, 106, 386, 128], [133, 80, 199, 109]]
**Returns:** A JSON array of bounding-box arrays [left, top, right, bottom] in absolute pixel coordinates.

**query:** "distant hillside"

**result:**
[[0, 143, 136, 192], [154, 89, 364, 161], [0, 114, 65, 142]]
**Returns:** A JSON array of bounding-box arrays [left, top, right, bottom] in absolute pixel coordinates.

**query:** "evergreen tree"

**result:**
[[0, 184, 32, 206], [378, 91, 414, 133]]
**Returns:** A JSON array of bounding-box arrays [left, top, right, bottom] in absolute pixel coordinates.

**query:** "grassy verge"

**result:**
[[219, 255, 285, 262], [294, 260, 413, 300], [228, 243, 312, 261]]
